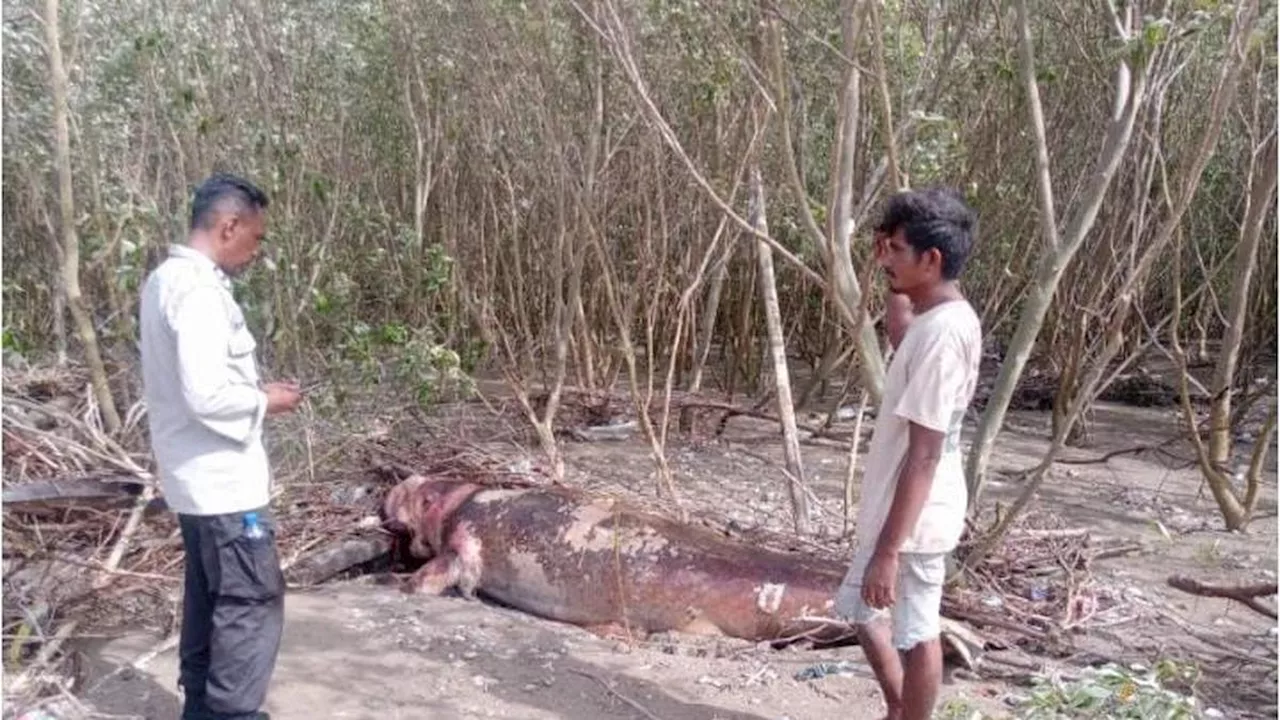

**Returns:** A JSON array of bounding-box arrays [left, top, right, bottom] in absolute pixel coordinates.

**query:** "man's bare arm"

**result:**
[[873, 421, 945, 556]]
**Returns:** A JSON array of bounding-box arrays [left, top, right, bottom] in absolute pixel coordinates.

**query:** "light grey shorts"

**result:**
[[833, 549, 947, 651]]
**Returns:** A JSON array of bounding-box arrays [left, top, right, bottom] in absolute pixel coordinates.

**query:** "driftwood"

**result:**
[[939, 617, 987, 671], [284, 535, 394, 587], [2, 475, 147, 507], [1167, 574, 1278, 619]]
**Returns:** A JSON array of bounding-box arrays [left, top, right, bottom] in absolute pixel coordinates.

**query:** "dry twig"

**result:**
[[568, 668, 664, 720]]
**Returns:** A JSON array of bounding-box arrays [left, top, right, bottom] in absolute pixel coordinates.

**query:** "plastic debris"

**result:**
[[793, 660, 856, 681]]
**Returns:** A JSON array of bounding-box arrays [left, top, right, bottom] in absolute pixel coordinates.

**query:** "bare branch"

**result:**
[[1016, 0, 1061, 252], [571, 0, 826, 289], [1167, 575, 1278, 620]]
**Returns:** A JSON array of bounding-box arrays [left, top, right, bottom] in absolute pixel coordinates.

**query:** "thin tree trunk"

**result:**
[[52, 273, 68, 366], [830, 0, 887, 399], [1056, 0, 1258, 481], [39, 204, 69, 366], [868, 0, 904, 190], [1191, 292, 1211, 365], [534, 187, 581, 482], [843, 387, 869, 536], [768, 0, 887, 403], [964, 0, 1260, 561], [965, 0, 1144, 508], [688, 112, 764, 398], [794, 340, 851, 409], [750, 163, 810, 536], [688, 228, 735, 394], [1173, 210, 1275, 531], [1208, 129, 1277, 471], [45, 0, 121, 434]]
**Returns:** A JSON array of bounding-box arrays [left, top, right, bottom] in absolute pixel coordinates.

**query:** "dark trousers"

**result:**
[[178, 507, 285, 720]]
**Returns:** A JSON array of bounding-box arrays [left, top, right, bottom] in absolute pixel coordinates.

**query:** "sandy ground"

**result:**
[[21, 378, 1279, 720], [77, 580, 1014, 720]]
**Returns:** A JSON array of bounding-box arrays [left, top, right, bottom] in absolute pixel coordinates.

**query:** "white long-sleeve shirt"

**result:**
[[139, 244, 271, 515]]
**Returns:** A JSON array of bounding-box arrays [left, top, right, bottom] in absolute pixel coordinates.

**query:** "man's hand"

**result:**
[[873, 230, 889, 261], [884, 292, 914, 349], [862, 549, 899, 609], [263, 381, 303, 416]]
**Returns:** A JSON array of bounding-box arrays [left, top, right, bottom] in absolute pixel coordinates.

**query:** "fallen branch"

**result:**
[[941, 606, 1050, 641], [284, 535, 394, 587], [51, 553, 179, 583], [6, 619, 80, 700], [1089, 543, 1145, 561], [679, 397, 851, 443], [983, 649, 1044, 672], [1, 475, 146, 506], [1054, 437, 1188, 465], [93, 485, 157, 590], [3, 396, 154, 479], [1167, 575, 1278, 619], [939, 616, 987, 671], [1006, 527, 1090, 540], [131, 634, 180, 669]]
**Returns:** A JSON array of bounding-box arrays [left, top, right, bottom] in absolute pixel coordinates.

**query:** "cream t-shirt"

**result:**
[[855, 299, 982, 555]]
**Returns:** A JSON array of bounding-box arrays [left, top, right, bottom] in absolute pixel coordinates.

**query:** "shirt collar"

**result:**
[[169, 243, 232, 290]]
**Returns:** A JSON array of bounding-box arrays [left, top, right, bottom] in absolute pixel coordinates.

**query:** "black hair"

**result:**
[[874, 186, 977, 280], [189, 173, 269, 231]]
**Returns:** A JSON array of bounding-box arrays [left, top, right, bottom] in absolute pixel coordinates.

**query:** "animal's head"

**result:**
[[383, 474, 465, 559], [382, 474, 430, 535]]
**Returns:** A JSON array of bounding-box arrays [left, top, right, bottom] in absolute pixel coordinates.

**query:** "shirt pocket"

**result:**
[[227, 327, 257, 358], [220, 292, 254, 357], [226, 324, 260, 385]]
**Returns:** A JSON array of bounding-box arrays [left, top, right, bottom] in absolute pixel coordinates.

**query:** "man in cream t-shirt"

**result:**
[[835, 187, 982, 720]]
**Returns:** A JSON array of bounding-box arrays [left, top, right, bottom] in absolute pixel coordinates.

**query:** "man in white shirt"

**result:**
[[139, 173, 302, 720], [834, 187, 982, 720]]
